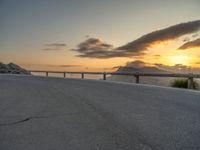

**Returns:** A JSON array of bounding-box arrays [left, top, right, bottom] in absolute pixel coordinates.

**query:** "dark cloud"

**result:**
[[116, 20, 200, 53], [72, 38, 118, 58], [73, 20, 200, 58], [178, 38, 200, 50], [72, 37, 145, 58], [43, 43, 67, 51]]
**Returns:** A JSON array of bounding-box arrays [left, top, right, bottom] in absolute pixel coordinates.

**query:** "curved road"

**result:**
[[0, 75, 200, 150]]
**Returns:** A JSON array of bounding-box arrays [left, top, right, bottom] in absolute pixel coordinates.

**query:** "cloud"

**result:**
[[72, 37, 145, 58], [182, 37, 190, 42], [153, 55, 161, 57], [45, 64, 81, 67], [72, 38, 117, 58], [73, 20, 200, 58], [192, 33, 199, 38], [45, 43, 66, 47], [178, 38, 200, 50], [43, 43, 67, 51], [116, 20, 200, 53]]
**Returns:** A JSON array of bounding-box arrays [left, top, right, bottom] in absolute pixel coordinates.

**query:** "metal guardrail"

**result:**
[[30, 70, 200, 89]]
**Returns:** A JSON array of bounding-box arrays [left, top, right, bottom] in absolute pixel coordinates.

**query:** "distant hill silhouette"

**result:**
[[107, 66, 178, 87], [0, 63, 30, 75]]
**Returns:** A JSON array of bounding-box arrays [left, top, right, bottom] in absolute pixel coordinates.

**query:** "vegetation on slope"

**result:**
[[171, 79, 199, 90]]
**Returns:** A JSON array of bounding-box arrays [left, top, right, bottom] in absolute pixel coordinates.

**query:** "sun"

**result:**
[[169, 55, 190, 66]]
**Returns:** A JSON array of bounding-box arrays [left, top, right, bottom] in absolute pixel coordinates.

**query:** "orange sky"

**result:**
[[1, 0, 199, 71]]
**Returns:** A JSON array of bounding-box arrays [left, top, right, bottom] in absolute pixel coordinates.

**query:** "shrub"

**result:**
[[171, 79, 199, 90]]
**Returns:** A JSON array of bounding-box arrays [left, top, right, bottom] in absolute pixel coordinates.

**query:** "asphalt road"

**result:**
[[0, 75, 200, 150]]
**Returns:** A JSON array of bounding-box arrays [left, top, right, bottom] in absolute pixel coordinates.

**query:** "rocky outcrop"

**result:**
[[0, 63, 31, 75]]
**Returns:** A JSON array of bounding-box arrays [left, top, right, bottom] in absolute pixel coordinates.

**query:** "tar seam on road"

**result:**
[[0, 112, 83, 126]]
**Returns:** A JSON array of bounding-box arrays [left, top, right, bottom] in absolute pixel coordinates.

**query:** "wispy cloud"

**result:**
[[195, 62, 200, 65], [178, 38, 200, 50], [43, 43, 67, 51], [73, 20, 200, 58], [45, 64, 81, 67]]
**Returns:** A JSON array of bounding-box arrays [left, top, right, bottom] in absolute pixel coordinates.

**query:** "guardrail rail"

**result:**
[[30, 70, 200, 89]]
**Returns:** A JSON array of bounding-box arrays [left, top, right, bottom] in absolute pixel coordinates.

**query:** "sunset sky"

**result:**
[[0, 0, 200, 71]]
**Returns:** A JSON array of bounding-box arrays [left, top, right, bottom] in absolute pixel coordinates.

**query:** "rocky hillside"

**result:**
[[0, 63, 31, 75]]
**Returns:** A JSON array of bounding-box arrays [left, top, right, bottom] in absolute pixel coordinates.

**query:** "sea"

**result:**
[[31, 72, 107, 80]]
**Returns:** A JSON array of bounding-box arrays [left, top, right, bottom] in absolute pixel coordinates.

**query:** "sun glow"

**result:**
[[169, 55, 190, 65]]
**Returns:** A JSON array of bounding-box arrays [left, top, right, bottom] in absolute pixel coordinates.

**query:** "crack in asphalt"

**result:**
[[0, 112, 83, 126], [0, 116, 49, 126]]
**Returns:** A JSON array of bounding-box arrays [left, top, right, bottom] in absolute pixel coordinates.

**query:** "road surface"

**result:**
[[0, 75, 200, 150]]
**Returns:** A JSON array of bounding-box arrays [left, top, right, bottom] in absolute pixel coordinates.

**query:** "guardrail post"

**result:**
[[46, 72, 48, 77], [63, 73, 66, 78], [188, 75, 194, 89], [81, 73, 84, 79], [135, 74, 139, 84], [103, 72, 106, 80]]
